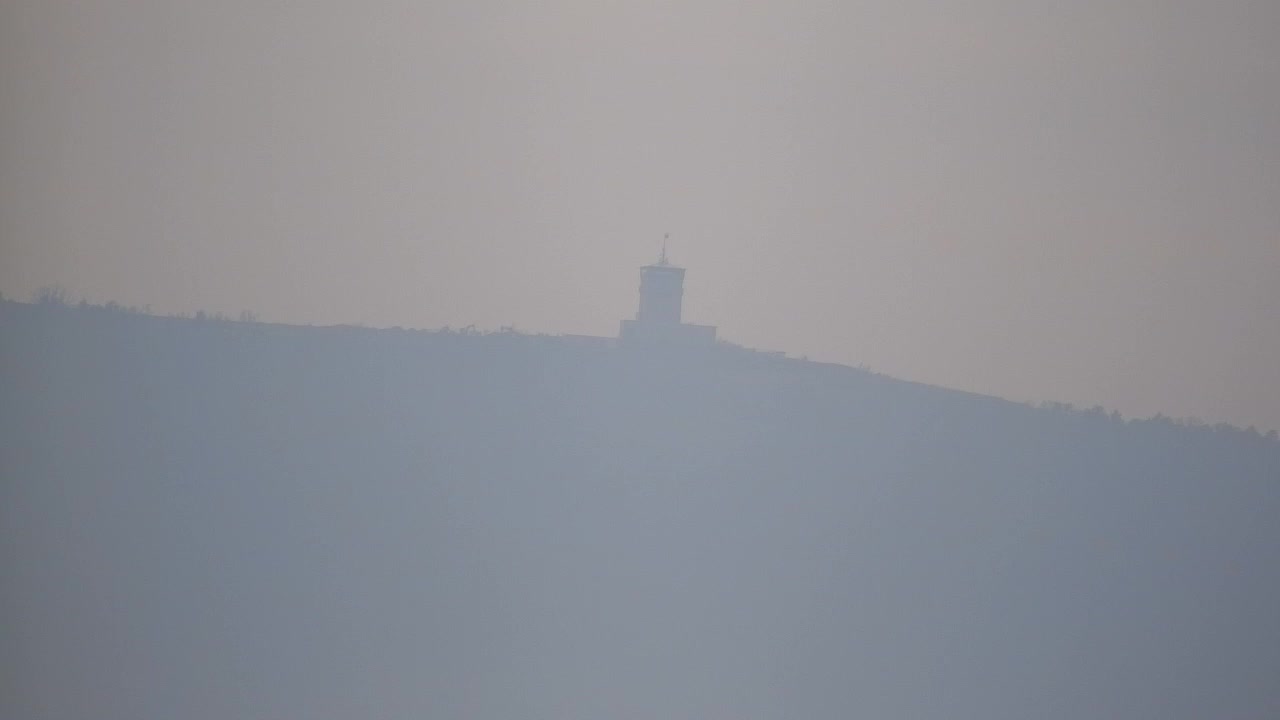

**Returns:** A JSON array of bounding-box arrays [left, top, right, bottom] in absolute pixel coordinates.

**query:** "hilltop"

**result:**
[[2, 297, 1278, 719]]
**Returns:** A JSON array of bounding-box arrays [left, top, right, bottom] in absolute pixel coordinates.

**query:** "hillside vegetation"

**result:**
[[2, 298, 1278, 719]]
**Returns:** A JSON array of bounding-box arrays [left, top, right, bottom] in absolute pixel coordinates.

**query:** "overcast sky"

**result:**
[[2, 0, 1277, 430]]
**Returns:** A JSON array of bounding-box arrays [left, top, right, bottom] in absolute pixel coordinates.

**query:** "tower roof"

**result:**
[[647, 233, 681, 269]]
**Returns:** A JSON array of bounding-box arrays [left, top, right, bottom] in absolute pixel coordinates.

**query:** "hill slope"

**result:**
[[2, 300, 1278, 719]]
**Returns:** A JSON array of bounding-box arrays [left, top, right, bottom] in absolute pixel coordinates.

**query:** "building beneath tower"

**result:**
[[619, 248, 717, 347]]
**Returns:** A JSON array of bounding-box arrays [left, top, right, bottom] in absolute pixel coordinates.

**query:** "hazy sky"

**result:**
[[2, 0, 1277, 430]]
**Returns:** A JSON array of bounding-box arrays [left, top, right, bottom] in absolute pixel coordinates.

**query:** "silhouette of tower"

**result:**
[[636, 242, 685, 325], [619, 237, 716, 346]]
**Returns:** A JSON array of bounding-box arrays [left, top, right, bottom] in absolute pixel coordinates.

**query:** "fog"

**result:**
[[1, 1, 1278, 430], [3, 300, 1280, 718], [3, 2, 1280, 717]]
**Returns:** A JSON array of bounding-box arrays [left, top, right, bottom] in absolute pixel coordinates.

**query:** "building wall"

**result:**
[[637, 265, 685, 324], [619, 319, 716, 347]]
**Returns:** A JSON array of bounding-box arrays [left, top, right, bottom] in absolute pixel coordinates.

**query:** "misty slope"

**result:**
[[2, 300, 1278, 720]]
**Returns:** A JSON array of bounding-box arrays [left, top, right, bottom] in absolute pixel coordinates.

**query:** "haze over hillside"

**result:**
[[4, 1, 1277, 714], [2, 298, 1278, 719], [4, 0, 1279, 431]]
